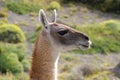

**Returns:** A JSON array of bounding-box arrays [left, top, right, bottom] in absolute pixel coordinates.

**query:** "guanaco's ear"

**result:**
[[39, 9, 49, 29], [52, 9, 57, 23]]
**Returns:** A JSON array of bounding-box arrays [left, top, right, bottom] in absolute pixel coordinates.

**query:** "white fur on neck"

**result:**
[[50, 42, 61, 80], [54, 53, 60, 80]]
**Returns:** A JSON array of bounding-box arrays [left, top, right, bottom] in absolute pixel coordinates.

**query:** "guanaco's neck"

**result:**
[[30, 32, 59, 80]]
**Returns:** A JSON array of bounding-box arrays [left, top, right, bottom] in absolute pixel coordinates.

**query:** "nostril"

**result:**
[[84, 36, 89, 40]]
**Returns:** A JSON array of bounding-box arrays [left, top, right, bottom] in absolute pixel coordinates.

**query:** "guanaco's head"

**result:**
[[39, 9, 91, 52]]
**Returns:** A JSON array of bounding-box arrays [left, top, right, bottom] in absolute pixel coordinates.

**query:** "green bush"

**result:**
[[0, 24, 25, 43], [61, 0, 120, 13], [21, 59, 30, 72], [0, 21, 6, 26], [0, 42, 27, 74], [48, 1, 61, 10], [4, 0, 42, 14], [0, 7, 8, 17], [88, 0, 120, 13], [0, 42, 26, 62], [0, 53, 23, 74], [0, 11, 8, 17], [0, 42, 30, 78]]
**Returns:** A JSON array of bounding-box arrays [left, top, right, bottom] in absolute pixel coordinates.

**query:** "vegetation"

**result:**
[[1, 0, 119, 14], [3, 0, 61, 15], [3, 0, 42, 14], [0, 24, 26, 43], [58, 53, 113, 80], [0, 11, 8, 17], [0, 42, 30, 73], [29, 24, 42, 43], [86, 0, 120, 13], [0, 53, 23, 73], [61, 0, 120, 13], [0, 72, 29, 80], [0, 7, 8, 17], [0, 40, 30, 79], [48, 1, 61, 10], [0, 21, 29, 79], [71, 20, 120, 54], [0, 43, 26, 61]]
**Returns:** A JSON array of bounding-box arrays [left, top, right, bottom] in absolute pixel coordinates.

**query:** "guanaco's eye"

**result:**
[[57, 29, 69, 36]]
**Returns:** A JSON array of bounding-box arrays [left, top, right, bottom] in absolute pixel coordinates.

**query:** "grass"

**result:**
[[58, 53, 114, 80], [0, 18, 8, 24], [2, 0, 61, 15], [58, 72, 72, 80], [61, 0, 120, 13], [21, 21, 28, 26], [29, 24, 42, 43], [0, 72, 29, 80], [58, 54, 76, 80], [29, 12, 38, 17], [3, 0, 43, 14], [85, 71, 110, 80], [69, 7, 77, 16], [0, 52, 112, 80], [30, 17, 35, 21]]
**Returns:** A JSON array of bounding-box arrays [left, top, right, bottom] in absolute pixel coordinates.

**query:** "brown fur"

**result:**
[[30, 32, 55, 80]]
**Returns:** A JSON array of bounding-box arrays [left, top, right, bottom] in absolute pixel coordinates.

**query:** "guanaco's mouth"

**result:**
[[80, 44, 90, 49], [78, 43, 91, 49], [76, 40, 92, 50], [81, 44, 89, 47]]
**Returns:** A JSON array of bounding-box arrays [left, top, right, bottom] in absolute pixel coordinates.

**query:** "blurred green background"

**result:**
[[0, 0, 120, 80]]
